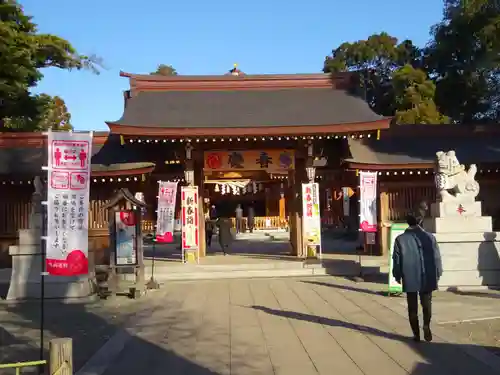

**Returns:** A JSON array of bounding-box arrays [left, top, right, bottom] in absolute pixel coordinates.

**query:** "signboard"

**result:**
[[46, 131, 92, 276], [156, 181, 178, 243], [181, 186, 199, 262], [359, 171, 378, 232], [342, 187, 354, 216], [204, 149, 295, 173], [388, 223, 407, 294], [134, 192, 146, 216], [114, 211, 138, 265], [302, 183, 322, 258]]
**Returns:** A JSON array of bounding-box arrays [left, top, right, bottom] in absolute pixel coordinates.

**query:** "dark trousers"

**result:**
[[407, 291, 432, 337], [236, 218, 243, 233], [248, 218, 254, 233], [206, 230, 213, 247], [220, 243, 230, 254]]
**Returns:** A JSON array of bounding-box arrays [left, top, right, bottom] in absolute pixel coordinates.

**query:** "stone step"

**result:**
[[146, 261, 313, 273], [143, 259, 388, 282], [148, 267, 329, 281]]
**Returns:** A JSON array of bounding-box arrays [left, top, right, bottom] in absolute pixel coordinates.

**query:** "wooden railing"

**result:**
[[231, 216, 287, 230], [140, 216, 287, 234], [0, 337, 72, 375], [0, 360, 46, 375]]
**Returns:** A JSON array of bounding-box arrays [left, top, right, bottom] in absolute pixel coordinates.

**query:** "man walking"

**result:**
[[247, 203, 255, 233], [235, 204, 243, 234], [205, 218, 214, 248], [216, 217, 233, 255], [392, 213, 442, 342]]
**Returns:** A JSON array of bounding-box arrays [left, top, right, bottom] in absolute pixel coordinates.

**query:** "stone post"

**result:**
[[7, 177, 94, 300]]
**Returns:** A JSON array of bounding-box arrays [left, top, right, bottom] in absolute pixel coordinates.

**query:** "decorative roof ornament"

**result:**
[[226, 63, 244, 76]]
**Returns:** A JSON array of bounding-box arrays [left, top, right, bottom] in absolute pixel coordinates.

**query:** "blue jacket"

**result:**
[[392, 226, 443, 293]]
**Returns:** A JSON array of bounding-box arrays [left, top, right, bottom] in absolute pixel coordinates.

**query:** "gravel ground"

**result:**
[[0, 291, 163, 373]]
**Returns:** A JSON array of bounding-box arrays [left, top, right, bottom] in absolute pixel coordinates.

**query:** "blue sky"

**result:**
[[20, 0, 444, 131]]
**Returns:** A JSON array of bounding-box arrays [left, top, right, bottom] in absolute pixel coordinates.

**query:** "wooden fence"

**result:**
[[383, 180, 500, 229], [385, 184, 436, 222]]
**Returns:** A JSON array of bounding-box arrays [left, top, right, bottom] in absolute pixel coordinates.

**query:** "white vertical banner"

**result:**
[[302, 182, 322, 257], [156, 181, 178, 243], [47, 131, 93, 276], [181, 186, 199, 262], [359, 171, 378, 232]]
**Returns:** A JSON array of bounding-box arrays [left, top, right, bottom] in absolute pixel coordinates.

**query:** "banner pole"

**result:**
[[38, 129, 50, 374], [147, 180, 161, 289], [356, 170, 364, 282], [39, 191, 46, 374], [152, 239, 156, 279], [146, 236, 159, 289]]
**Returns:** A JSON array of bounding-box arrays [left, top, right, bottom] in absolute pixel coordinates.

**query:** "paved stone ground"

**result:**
[[144, 231, 360, 263], [435, 289, 500, 357], [97, 277, 500, 375], [0, 293, 163, 374]]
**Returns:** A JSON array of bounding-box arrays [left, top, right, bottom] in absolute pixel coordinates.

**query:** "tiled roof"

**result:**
[[109, 88, 385, 128]]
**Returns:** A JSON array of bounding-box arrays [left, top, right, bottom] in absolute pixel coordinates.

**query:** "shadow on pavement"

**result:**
[[0, 297, 228, 375], [447, 288, 500, 300], [252, 305, 500, 375], [301, 280, 385, 296]]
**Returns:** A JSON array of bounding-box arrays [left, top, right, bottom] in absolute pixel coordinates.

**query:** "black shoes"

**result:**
[[423, 325, 433, 342], [412, 326, 432, 343]]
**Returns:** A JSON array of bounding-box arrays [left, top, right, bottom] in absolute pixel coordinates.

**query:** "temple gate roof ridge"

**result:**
[[120, 70, 354, 92]]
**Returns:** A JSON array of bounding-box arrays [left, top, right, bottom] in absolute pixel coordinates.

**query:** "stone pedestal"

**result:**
[[424, 201, 500, 289], [6, 229, 95, 300]]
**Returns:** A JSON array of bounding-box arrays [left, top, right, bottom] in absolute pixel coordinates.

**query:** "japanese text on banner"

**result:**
[[47, 131, 92, 276], [156, 181, 178, 243], [181, 186, 199, 250], [302, 183, 321, 247], [359, 171, 378, 232]]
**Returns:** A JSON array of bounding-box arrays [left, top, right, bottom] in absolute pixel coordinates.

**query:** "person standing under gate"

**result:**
[[392, 213, 442, 342], [235, 204, 243, 234], [247, 203, 255, 233], [216, 217, 233, 255], [205, 218, 214, 248], [210, 205, 217, 220]]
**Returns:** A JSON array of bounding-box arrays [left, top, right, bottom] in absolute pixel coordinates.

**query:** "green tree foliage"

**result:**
[[151, 64, 178, 76], [324, 0, 500, 124], [323, 33, 442, 124], [393, 65, 449, 124], [0, 0, 100, 131], [3, 94, 72, 131], [35, 94, 72, 131], [425, 0, 500, 123]]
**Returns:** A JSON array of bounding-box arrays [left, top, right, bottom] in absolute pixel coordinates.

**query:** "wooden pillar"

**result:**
[[379, 187, 390, 256], [49, 338, 73, 375], [265, 188, 270, 216], [294, 169, 304, 258], [287, 168, 298, 255], [194, 149, 206, 257], [291, 155, 306, 258], [279, 192, 286, 228]]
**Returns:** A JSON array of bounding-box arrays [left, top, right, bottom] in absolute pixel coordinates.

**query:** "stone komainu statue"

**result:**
[[434, 150, 480, 202]]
